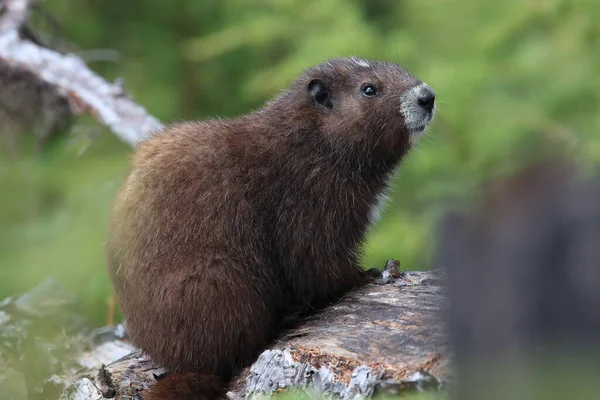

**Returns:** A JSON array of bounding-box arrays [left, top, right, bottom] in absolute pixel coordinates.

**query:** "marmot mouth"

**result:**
[[408, 123, 428, 134], [406, 111, 434, 135], [406, 112, 434, 147]]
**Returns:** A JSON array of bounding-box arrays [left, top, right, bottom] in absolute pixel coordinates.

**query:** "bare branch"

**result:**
[[0, 0, 163, 148]]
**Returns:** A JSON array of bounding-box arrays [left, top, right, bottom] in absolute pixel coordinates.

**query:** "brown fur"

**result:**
[[106, 57, 434, 399]]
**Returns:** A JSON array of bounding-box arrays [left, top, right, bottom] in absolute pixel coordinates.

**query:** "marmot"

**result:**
[[106, 56, 436, 399]]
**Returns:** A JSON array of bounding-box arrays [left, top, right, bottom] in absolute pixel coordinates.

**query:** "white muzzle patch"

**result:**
[[399, 83, 436, 146]]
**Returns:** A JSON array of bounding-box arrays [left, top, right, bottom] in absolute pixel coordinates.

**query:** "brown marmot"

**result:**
[[106, 56, 436, 399]]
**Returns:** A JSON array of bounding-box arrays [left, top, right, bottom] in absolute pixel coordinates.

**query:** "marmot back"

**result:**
[[106, 56, 436, 399]]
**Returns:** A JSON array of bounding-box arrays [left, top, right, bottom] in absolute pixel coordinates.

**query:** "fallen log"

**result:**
[[53, 262, 449, 399]]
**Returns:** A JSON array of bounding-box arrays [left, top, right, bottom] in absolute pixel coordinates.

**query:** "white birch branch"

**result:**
[[0, 0, 163, 147]]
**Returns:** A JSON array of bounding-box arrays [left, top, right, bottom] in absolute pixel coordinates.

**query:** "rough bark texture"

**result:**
[[55, 265, 449, 400]]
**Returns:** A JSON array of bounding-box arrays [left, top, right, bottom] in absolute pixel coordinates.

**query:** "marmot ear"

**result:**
[[308, 79, 333, 110]]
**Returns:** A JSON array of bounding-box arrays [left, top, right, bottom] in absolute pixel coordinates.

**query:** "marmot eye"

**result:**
[[361, 84, 378, 97]]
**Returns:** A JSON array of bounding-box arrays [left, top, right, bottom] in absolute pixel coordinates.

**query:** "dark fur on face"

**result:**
[[106, 57, 435, 399]]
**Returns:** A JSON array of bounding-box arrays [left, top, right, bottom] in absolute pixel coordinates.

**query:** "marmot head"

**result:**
[[271, 56, 436, 172]]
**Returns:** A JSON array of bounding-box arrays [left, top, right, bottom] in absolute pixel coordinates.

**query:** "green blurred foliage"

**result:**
[[1, 0, 599, 326]]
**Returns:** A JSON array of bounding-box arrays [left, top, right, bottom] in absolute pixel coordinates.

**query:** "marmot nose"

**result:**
[[417, 86, 436, 113]]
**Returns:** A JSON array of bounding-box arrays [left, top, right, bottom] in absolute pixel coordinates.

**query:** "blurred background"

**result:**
[[1, 0, 599, 329]]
